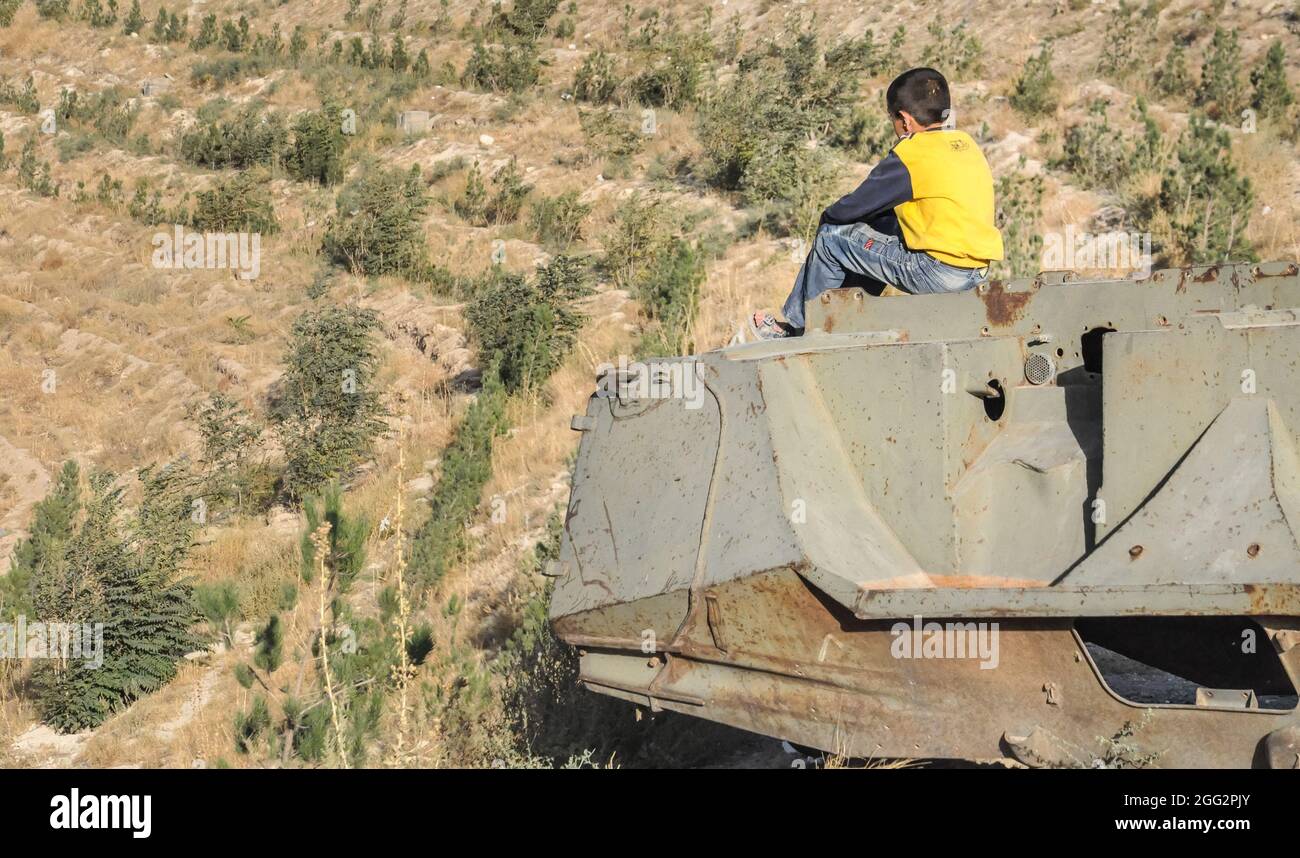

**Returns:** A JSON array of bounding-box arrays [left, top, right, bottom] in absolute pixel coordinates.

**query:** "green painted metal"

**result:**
[[549, 263, 1300, 766]]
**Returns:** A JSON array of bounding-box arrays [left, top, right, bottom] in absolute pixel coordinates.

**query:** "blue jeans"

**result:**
[[782, 222, 987, 329]]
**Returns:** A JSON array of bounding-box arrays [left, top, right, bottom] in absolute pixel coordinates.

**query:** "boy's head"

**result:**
[[886, 68, 950, 136]]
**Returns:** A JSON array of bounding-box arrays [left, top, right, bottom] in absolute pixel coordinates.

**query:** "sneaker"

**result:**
[[747, 312, 799, 341]]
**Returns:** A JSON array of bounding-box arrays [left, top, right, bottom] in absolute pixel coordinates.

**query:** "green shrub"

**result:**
[[18, 138, 58, 198], [409, 364, 509, 586], [1195, 27, 1246, 120], [299, 480, 369, 593], [1154, 43, 1191, 99], [35, 0, 71, 20], [94, 173, 122, 206], [189, 12, 217, 48], [573, 50, 622, 103], [602, 192, 681, 291], [30, 465, 199, 733], [462, 37, 542, 93], [465, 255, 592, 393], [991, 160, 1044, 280], [220, 15, 251, 52], [127, 178, 189, 225], [428, 155, 466, 183], [234, 696, 270, 752], [1158, 114, 1253, 263], [150, 7, 187, 42], [499, 0, 558, 39], [284, 106, 348, 186], [196, 581, 240, 647], [192, 392, 270, 512], [529, 190, 591, 250], [1010, 43, 1057, 117], [0, 77, 40, 114], [741, 141, 837, 241], [271, 304, 387, 497], [824, 28, 895, 78], [253, 615, 282, 672], [190, 54, 275, 87], [1095, 1, 1141, 78], [0, 0, 22, 26], [454, 157, 532, 226], [626, 15, 712, 109], [81, 0, 117, 27], [484, 156, 531, 225], [180, 109, 286, 169], [56, 87, 138, 143], [632, 236, 704, 357], [2, 461, 79, 621], [921, 19, 981, 76], [122, 0, 144, 34], [289, 25, 307, 66], [281, 696, 331, 761], [454, 161, 488, 224], [695, 33, 847, 237], [1055, 98, 1164, 192], [190, 171, 279, 234], [834, 101, 897, 162], [322, 165, 430, 277], [1251, 41, 1294, 121], [602, 193, 705, 355], [577, 107, 642, 175], [413, 48, 431, 78], [57, 134, 94, 163]]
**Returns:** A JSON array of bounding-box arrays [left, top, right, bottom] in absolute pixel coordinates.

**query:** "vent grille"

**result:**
[[1024, 352, 1056, 385]]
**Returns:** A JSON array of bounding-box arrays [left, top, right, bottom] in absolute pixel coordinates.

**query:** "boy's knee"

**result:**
[[812, 224, 843, 252], [812, 224, 857, 262]]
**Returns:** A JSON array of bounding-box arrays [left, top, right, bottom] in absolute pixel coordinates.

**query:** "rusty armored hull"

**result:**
[[548, 263, 1300, 768]]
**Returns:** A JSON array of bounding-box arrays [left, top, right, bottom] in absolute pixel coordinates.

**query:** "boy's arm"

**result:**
[[820, 151, 913, 226]]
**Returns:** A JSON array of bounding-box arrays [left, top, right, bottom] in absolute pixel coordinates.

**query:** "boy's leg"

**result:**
[[781, 222, 985, 328], [781, 222, 916, 329]]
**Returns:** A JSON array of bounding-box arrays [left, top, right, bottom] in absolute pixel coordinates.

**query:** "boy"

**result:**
[[750, 67, 1004, 340]]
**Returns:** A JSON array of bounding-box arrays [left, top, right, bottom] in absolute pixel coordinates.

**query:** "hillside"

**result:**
[[0, 0, 1297, 768]]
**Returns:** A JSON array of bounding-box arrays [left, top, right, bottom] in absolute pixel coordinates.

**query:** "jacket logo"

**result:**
[[950, 139, 969, 151]]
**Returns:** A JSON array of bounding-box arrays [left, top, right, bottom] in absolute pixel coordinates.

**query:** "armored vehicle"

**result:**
[[549, 263, 1300, 768]]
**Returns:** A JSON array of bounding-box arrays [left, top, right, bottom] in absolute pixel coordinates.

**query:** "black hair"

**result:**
[[885, 68, 951, 127]]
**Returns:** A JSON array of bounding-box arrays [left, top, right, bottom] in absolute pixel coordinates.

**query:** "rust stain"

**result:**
[[980, 279, 1032, 327], [1257, 263, 1299, 278], [1193, 266, 1219, 283], [925, 574, 1050, 588], [1244, 583, 1300, 614], [1245, 583, 1265, 614]]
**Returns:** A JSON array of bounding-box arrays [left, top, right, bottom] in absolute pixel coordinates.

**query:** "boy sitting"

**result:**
[[751, 67, 1004, 340]]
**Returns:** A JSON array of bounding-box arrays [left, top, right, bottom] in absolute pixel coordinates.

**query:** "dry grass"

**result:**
[[1238, 127, 1300, 262]]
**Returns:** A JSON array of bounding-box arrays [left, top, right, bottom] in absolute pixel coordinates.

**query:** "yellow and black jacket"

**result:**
[[820, 129, 1004, 268]]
